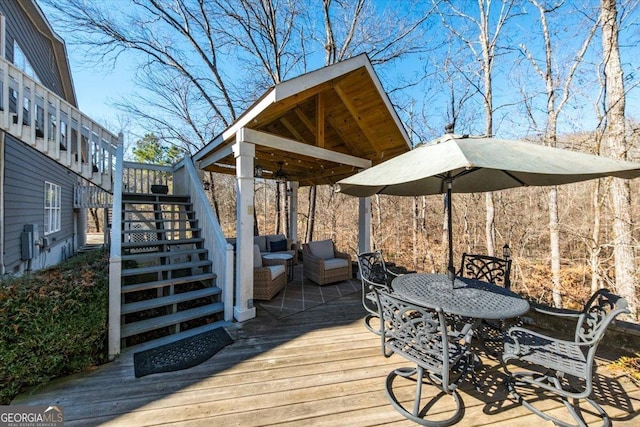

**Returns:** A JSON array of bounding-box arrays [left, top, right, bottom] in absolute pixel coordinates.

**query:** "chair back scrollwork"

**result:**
[[576, 288, 629, 343], [459, 253, 512, 289], [373, 287, 473, 426]]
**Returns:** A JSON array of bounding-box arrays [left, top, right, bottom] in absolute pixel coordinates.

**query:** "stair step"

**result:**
[[123, 227, 201, 234], [121, 303, 225, 338], [123, 218, 198, 224], [121, 248, 208, 262], [122, 237, 204, 248], [123, 201, 192, 208], [122, 259, 212, 276], [124, 321, 231, 353], [123, 209, 196, 216], [122, 287, 222, 314], [121, 273, 217, 293], [123, 193, 190, 203]]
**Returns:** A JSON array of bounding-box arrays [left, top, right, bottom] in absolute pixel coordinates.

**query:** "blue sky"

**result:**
[[43, 1, 640, 147]]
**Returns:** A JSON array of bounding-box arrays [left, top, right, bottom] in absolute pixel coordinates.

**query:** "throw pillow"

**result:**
[[269, 239, 288, 252]]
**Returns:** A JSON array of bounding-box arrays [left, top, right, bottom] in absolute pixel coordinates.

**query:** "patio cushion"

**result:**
[[266, 264, 286, 280], [253, 244, 262, 268], [309, 239, 335, 260], [267, 234, 286, 245], [254, 236, 268, 252], [324, 257, 349, 270], [269, 239, 288, 252]]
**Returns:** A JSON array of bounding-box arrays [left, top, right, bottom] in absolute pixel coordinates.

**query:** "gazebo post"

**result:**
[[358, 197, 371, 254], [233, 131, 257, 322]]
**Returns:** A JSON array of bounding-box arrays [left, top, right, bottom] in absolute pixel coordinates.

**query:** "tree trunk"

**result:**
[[207, 172, 220, 220], [284, 182, 290, 237], [485, 193, 495, 256], [590, 180, 603, 294], [89, 208, 101, 233], [412, 196, 418, 271], [305, 186, 316, 242], [601, 0, 637, 319], [375, 194, 382, 248], [549, 187, 562, 307], [275, 182, 282, 234]]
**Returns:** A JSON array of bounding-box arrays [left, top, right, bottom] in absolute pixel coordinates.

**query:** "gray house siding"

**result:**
[[3, 133, 76, 274], [0, 1, 65, 98]]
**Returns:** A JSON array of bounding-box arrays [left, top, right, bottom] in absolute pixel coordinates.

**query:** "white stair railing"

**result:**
[[174, 158, 234, 322], [108, 137, 124, 359]]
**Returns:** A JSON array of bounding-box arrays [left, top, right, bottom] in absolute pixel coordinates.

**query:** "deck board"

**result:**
[[13, 292, 640, 426]]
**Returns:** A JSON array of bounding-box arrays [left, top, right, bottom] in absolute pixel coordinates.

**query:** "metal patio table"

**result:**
[[391, 273, 530, 320]]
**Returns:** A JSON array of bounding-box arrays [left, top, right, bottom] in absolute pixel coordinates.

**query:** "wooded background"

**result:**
[[44, 0, 640, 318]]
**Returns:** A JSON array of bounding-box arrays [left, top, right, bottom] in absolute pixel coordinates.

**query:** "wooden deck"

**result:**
[[13, 291, 640, 426]]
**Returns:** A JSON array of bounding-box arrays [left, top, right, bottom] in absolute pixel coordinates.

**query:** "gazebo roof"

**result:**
[[193, 54, 411, 187]]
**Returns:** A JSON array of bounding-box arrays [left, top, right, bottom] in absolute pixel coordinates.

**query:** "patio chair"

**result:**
[[357, 250, 401, 335], [374, 287, 474, 426], [458, 253, 512, 289], [302, 239, 352, 286], [502, 289, 629, 427], [253, 244, 287, 300], [459, 253, 513, 350]]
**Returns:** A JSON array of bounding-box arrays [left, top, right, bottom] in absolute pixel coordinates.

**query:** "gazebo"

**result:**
[[192, 54, 411, 321]]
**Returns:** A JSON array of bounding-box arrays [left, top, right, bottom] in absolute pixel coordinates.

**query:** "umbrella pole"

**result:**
[[446, 180, 455, 282]]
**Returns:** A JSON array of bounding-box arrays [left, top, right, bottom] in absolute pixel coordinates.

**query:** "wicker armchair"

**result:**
[[302, 240, 352, 286], [253, 244, 286, 300]]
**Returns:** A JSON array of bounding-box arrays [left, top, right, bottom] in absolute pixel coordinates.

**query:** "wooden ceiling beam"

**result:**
[[294, 108, 316, 135], [239, 128, 371, 169], [279, 116, 308, 144], [333, 81, 384, 158], [316, 92, 325, 148]]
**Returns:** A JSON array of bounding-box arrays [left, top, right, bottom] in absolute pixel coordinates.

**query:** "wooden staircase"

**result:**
[[119, 192, 226, 350]]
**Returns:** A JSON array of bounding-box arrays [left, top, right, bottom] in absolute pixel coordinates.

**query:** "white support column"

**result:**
[[289, 181, 299, 245], [358, 197, 371, 255], [233, 132, 257, 322]]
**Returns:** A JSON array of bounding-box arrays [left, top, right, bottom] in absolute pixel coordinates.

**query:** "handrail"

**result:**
[[122, 161, 173, 194], [108, 138, 124, 359], [0, 56, 117, 190], [174, 158, 233, 321]]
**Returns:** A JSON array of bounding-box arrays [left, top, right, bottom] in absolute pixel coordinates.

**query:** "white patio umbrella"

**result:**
[[337, 133, 640, 278]]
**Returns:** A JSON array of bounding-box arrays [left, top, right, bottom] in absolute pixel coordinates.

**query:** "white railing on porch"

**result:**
[[74, 185, 113, 208], [0, 56, 118, 191], [122, 161, 173, 194]]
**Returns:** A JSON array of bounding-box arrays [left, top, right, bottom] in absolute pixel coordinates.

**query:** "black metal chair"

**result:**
[[502, 289, 629, 427], [374, 287, 474, 426], [357, 250, 401, 335], [458, 253, 514, 353], [458, 253, 512, 289]]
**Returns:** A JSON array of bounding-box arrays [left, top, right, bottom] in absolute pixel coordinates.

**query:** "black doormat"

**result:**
[[133, 327, 233, 378]]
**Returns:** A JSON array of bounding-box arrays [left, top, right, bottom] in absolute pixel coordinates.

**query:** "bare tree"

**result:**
[[520, 0, 598, 307], [435, 0, 521, 256], [600, 0, 637, 319], [300, 0, 433, 243]]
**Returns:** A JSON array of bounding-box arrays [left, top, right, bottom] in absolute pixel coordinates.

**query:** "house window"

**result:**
[[13, 40, 41, 82], [44, 181, 61, 235]]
